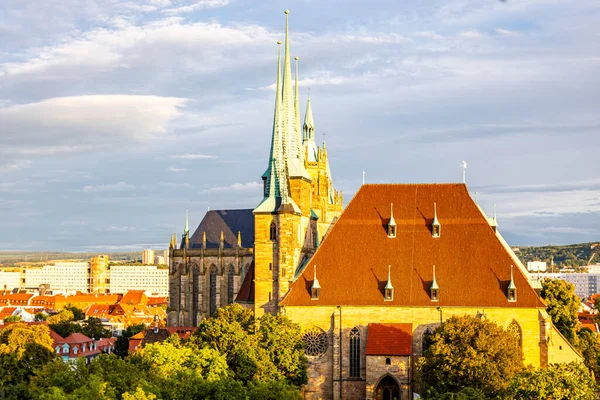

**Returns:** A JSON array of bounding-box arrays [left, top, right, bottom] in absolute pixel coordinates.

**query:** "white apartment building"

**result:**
[[142, 249, 155, 265], [24, 262, 89, 292], [109, 265, 168, 296], [527, 261, 547, 272], [0, 270, 22, 291]]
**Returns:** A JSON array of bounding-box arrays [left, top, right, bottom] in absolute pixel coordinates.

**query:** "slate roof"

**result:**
[[189, 209, 254, 249], [365, 323, 412, 356], [281, 183, 545, 308]]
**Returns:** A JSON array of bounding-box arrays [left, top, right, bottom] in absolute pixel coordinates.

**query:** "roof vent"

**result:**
[[430, 265, 439, 301], [388, 203, 397, 238], [384, 265, 394, 301], [507, 265, 516, 302], [432, 203, 441, 238], [311, 265, 321, 300]]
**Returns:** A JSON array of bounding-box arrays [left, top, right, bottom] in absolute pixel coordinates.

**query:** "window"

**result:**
[[270, 222, 277, 241], [388, 225, 396, 238], [228, 265, 235, 304], [385, 358, 391, 365], [432, 224, 440, 238], [423, 328, 433, 354], [384, 287, 394, 301], [311, 286, 320, 300], [209, 266, 218, 316], [431, 288, 439, 301], [302, 327, 327, 356], [349, 327, 360, 378], [508, 288, 516, 302]]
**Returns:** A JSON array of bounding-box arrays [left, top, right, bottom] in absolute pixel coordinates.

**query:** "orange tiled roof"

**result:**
[[120, 290, 148, 305], [365, 323, 413, 356], [281, 184, 545, 308]]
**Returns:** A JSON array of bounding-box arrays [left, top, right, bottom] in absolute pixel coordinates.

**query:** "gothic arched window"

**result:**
[[192, 266, 200, 326], [270, 221, 277, 241], [350, 327, 360, 378], [507, 320, 522, 348], [209, 266, 218, 316], [423, 328, 433, 355], [228, 265, 235, 304]]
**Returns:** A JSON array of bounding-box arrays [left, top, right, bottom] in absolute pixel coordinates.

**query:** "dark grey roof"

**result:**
[[189, 209, 254, 249]]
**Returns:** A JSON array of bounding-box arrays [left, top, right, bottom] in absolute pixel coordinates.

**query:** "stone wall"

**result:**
[[365, 356, 410, 400]]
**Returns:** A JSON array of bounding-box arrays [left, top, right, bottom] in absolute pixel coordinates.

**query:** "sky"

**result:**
[[0, 0, 599, 251]]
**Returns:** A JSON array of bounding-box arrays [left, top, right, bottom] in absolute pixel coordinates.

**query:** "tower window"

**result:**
[[270, 222, 277, 241], [431, 288, 439, 301]]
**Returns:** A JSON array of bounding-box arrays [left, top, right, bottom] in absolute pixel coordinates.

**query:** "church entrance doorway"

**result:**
[[375, 375, 400, 400]]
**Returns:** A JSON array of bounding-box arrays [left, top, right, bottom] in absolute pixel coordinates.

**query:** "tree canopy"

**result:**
[[540, 278, 580, 342], [508, 362, 597, 399], [415, 315, 524, 398]]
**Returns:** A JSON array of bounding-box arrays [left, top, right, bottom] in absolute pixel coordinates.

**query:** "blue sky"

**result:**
[[0, 0, 599, 251]]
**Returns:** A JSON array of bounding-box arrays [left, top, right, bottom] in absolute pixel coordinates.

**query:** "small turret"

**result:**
[[388, 203, 397, 238], [384, 265, 394, 301]]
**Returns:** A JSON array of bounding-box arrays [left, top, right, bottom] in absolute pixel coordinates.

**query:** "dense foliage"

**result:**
[[516, 242, 599, 269], [415, 315, 524, 398], [508, 362, 597, 399], [540, 279, 581, 341], [0, 305, 305, 399]]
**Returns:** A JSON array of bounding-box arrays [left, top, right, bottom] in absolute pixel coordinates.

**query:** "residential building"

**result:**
[[527, 261, 547, 272], [90, 255, 109, 293], [51, 331, 115, 363], [0, 269, 22, 291], [109, 265, 168, 296], [24, 262, 89, 292], [533, 272, 600, 300], [142, 249, 154, 265]]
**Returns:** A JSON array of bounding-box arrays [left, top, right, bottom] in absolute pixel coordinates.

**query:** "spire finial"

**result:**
[[185, 209, 189, 234], [202, 231, 206, 248], [493, 204, 497, 223], [294, 55, 302, 162], [362, 170, 365, 185], [237, 231, 242, 247], [475, 191, 479, 205]]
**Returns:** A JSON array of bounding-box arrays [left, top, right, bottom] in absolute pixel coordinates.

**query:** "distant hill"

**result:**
[[514, 242, 600, 270], [0, 251, 153, 266]]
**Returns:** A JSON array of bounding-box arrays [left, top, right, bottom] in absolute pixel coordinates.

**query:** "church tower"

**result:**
[[254, 10, 340, 317]]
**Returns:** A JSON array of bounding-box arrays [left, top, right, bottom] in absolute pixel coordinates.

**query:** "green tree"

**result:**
[[82, 317, 111, 339], [47, 310, 74, 325], [576, 328, 600, 380], [114, 323, 146, 358], [415, 315, 524, 398], [508, 362, 597, 399], [540, 278, 580, 343], [34, 312, 48, 321], [135, 335, 229, 382], [258, 313, 307, 386], [4, 315, 22, 322], [47, 309, 83, 338], [64, 305, 85, 321]]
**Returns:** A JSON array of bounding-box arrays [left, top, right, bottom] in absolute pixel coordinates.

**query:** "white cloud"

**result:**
[[159, 182, 193, 188], [168, 153, 216, 159], [161, 0, 230, 15], [204, 181, 262, 193], [414, 31, 444, 40], [495, 28, 520, 37], [82, 182, 136, 192], [107, 225, 137, 232], [0, 95, 186, 148], [459, 29, 484, 39], [167, 166, 189, 172], [0, 159, 32, 172]]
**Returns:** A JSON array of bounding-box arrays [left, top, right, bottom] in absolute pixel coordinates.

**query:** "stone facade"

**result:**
[[168, 246, 253, 327], [283, 305, 577, 399]]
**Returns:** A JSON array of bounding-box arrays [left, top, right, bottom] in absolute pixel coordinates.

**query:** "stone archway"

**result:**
[[375, 375, 400, 400]]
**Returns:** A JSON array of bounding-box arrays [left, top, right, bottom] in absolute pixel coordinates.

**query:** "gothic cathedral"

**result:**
[[167, 10, 342, 326]]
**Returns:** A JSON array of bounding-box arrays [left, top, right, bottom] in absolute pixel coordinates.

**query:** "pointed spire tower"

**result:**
[[303, 94, 318, 162], [255, 39, 300, 215], [281, 10, 311, 181]]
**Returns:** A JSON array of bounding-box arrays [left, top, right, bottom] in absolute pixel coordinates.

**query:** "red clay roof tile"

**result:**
[[365, 323, 413, 356], [281, 184, 544, 308]]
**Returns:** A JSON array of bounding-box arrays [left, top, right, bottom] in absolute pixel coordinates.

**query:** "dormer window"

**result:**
[[384, 265, 394, 301], [432, 203, 441, 238], [508, 265, 517, 302], [388, 203, 397, 238], [430, 265, 439, 301], [270, 221, 277, 241], [311, 265, 321, 300]]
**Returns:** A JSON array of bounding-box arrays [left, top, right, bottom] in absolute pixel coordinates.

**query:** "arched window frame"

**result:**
[[227, 265, 235, 304], [269, 221, 277, 241], [209, 265, 218, 316], [349, 327, 361, 378]]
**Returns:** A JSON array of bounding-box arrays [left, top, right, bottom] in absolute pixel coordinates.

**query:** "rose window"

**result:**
[[302, 327, 327, 356]]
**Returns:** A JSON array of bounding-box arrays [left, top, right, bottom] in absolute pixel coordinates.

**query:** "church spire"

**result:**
[[303, 94, 314, 140], [255, 39, 300, 215]]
